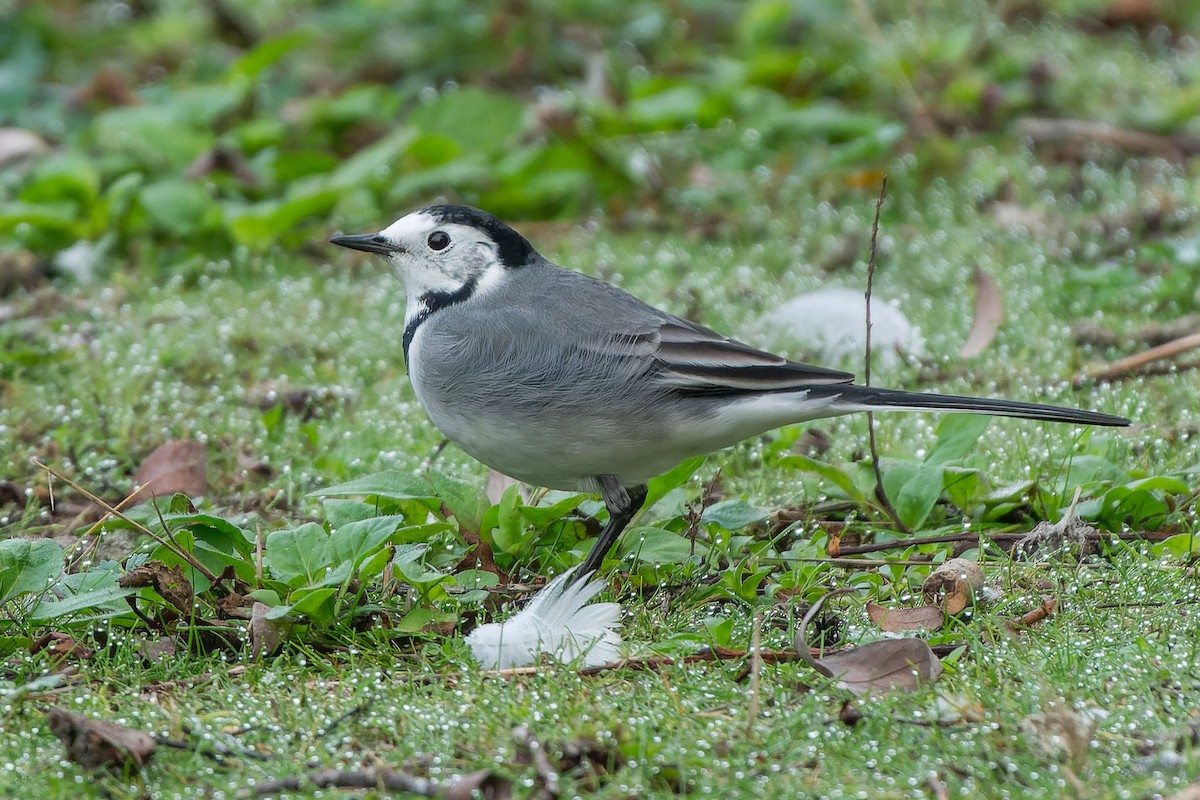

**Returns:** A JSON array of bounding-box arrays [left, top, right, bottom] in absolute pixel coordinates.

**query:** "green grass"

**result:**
[[3, 0, 1200, 797]]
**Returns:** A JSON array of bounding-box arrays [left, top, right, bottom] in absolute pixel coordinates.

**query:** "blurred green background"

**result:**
[[4, 0, 1198, 273]]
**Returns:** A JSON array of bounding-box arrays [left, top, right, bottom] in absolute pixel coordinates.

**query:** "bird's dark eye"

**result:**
[[427, 231, 450, 251]]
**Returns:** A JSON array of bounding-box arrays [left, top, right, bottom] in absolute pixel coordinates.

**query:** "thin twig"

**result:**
[[1006, 596, 1057, 630], [31, 459, 220, 583], [862, 178, 909, 534], [514, 725, 561, 796], [830, 529, 1174, 557], [251, 768, 443, 797], [1078, 331, 1200, 385], [746, 613, 763, 737]]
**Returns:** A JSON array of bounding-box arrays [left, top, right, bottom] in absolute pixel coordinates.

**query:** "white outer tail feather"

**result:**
[[466, 567, 622, 669]]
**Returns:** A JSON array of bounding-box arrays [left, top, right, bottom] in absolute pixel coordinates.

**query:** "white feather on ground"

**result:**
[[466, 567, 622, 669]]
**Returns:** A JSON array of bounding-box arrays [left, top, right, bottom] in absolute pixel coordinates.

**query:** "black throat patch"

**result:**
[[402, 276, 479, 369]]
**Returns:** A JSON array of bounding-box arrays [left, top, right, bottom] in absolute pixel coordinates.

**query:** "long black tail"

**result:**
[[824, 385, 1130, 427]]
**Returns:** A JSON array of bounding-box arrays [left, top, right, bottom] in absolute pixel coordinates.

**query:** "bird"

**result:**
[[331, 204, 1130, 579]]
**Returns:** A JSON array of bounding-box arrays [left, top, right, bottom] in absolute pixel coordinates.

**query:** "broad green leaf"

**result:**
[[884, 462, 945, 530], [269, 587, 337, 624], [326, 515, 404, 571], [264, 523, 330, 585], [701, 499, 769, 531], [19, 154, 100, 208], [926, 415, 991, 465], [942, 467, 985, 513], [310, 470, 436, 501], [159, 513, 255, 555], [90, 105, 213, 170], [645, 456, 707, 509], [1152, 533, 1199, 558], [0, 538, 63, 604], [618, 526, 708, 565], [227, 31, 310, 83], [322, 499, 379, 529], [27, 585, 138, 622], [491, 483, 526, 556], [777, 453, 865, 501], [702, 616, 735, 648], [429, 470, 489, 534], [407, 88, 526, 155], [517, 492, 588, 527], [139, 179, 215, 236], [393, 607, 457, 633]]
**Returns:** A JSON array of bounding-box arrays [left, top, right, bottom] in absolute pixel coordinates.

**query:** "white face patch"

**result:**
[[376, 211, 505, 302]]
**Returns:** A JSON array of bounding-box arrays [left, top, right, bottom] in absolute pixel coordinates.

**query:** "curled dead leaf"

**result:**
[[250, 601, 287, 659], [959, 267, 1003, 358], [119, 562, 194, 614], [797, 589, 943, 696], [922, 558, 984, 614], [47, 709, 156, 772], [30, 632, 95, 666], [866, 601, 946, 632]]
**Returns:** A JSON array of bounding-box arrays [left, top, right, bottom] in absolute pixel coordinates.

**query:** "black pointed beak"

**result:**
[[329, 233, 398, 255]]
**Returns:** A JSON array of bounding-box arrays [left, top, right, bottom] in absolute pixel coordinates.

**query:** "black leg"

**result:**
[[574, 477, 648, 580]]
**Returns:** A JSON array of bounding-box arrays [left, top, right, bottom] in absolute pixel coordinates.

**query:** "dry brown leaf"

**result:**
[[797, 589, 943, 696], [249, 601, 287, 658], [922, 558, 984, 614], [814, 638, 944, 696], [866, 601, 946, 632], [959, 267, 1003, 358], [442, 770, 513, 800], [137, 636, 177, 665], [30, 632, 95, 666], [119, 562, 194, 613], [47, 709, 156, 772], [130, 439, 207, 505]]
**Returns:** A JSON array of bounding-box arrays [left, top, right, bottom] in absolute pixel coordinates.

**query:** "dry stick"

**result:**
[[1007, 597, 1057, 630], [863, 177, 910, 534], [30, 459, 221, 584], [746, 613, 763, 737], [831, 529, 1175, 557], [1080, 331, 1200, 385], [251, 768, 442, 797]]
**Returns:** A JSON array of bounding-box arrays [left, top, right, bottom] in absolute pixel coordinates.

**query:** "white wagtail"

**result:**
[[331, 205, 1130, 578]]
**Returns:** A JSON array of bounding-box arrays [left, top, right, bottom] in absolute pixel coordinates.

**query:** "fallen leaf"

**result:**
[[47, 709, 156, 772], [0, 250, 44, 296], [30, 632, 95, 666], [837, 699, 864, 727], [119, 562, 194, 614], [0, 127, 50, 167], [866, 601, 946, 632], [797, 589, 943, 696], [442, 770, 513, 800], [456, 529, 509, 583], [249, 601, 287, 658], [959, 267, 1003, 358], [921, 558, 984, 615], [137, 636, 177, 665], [130, 440, 207, 506], [1019, 707, 1103, 767]]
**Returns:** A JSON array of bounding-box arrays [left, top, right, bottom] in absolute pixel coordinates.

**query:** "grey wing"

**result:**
[[647, 316, 855, 394], [517, 262, 854, 395]]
